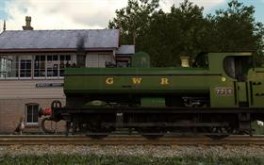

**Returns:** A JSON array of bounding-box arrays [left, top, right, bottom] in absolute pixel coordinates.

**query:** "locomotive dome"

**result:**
[[131, 51, 150, 67]]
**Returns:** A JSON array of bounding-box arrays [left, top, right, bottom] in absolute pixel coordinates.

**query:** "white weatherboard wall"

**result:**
[[85, 54, 114, 67], [0, 80, 65, 99]]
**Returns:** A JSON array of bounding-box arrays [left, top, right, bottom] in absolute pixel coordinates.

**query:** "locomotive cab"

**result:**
[[207, 52, 253, 108], [223, 55, 253, 82]]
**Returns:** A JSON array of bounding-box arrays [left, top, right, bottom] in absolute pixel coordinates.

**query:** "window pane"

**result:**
[[53, 56, 58, 61], [47, 55, 52, 61], [34, 56, 46, 77], [66, 55, 71, 61], [60, 56, 65, 61], [40, 56, 45, 61], [27, 108, 32, 123], [0, 56, 18, 78], [20, 58, 32, 77], [47, 55, 59, 77], [26, 104, 39, 124], [60, 55, 72, 76], [33, 105, 39, 123]]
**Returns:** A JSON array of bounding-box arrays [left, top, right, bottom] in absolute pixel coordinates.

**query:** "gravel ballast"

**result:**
[[1, 145, 264, 157]]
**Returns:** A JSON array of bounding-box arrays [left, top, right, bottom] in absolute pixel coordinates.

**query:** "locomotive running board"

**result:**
[[102, 122, 229, 127], [54, 107, 264, 114]]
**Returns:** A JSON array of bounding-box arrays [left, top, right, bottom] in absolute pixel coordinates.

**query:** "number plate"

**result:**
[[215, 87, 233, 96]]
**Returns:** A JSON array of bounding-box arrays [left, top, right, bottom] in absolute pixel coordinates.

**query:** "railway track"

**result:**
[[0, 135, 264, 145]]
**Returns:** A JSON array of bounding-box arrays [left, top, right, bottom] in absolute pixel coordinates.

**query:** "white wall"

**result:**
[[85, 53, 114, 67], [0, 79, 65, 99]]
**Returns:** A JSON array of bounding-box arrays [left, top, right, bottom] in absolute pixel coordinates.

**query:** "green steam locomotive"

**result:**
[[40, 52, 264, 138]]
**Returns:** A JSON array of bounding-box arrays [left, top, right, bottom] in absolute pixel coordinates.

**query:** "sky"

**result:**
[[0, 0, 264, 31]]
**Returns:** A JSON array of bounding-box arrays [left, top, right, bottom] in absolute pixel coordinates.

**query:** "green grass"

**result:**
[[0, 154, 264, 165]]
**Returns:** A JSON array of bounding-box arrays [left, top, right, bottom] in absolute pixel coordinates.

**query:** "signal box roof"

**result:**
[[0, 29, 119, 52]]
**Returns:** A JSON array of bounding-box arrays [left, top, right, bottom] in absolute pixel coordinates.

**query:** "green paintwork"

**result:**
[[64, 52, 258, 108], [248, 68, 264, 107], [64, 68, 213, 94], [85, 100, 108, 107], [141, 97, 165, 107], [131, 51, 150, 67]]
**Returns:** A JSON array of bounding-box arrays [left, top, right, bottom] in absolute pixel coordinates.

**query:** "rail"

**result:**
[[0, 135, 264, 145]]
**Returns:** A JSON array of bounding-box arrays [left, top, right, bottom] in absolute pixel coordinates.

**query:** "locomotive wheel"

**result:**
[[41, 117, 57, 134], [69, 121, 111, 138], [86, 123, 113, 139], [206, 127, 231, 139]]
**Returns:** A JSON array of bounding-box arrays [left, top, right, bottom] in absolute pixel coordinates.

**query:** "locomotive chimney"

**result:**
[[22, 16, 33, 30], [180, 56, 190, 67]]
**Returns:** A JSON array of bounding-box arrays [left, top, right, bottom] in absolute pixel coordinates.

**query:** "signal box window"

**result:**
[[26, 104, 39, 125], [20, 59, 32, 77], [34, 55, 46, 77], [0, 56, 19, 78], [59, 55, 71, 76]]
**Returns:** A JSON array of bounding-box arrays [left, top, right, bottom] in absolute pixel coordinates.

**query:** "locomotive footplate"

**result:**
[[53, 107, 264, 114], [101, 122, 229, 128]]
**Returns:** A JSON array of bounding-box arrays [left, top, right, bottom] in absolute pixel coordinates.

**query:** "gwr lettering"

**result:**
[[132, 78, 142, 85], [105, 77, 170, 85], [160, 78, 169, 85]]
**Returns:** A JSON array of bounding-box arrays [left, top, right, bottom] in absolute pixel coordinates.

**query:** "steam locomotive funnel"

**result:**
[[180, 56, 190, 67]]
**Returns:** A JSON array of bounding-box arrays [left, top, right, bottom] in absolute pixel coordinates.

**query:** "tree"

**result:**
[[109, 0, 264, 66], [200, 0, 264, 65], [141, 0, 206, 66], [204, 0, 264, 53], [109, 0, 159, 45]]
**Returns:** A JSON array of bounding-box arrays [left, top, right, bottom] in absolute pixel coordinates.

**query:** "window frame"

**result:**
[[25, 103, 39, 125], [0, 54, 74, 79]]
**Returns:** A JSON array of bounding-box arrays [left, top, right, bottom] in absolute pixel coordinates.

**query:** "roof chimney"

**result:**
[[3, 20, 6, 31], [22, 16, 33, 30]]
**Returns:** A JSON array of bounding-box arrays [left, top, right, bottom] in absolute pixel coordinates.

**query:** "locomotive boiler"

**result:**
[[40, 52, 264, 138]]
